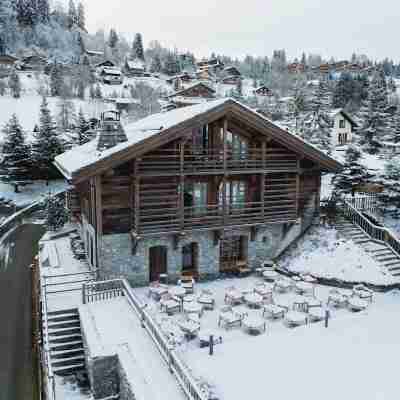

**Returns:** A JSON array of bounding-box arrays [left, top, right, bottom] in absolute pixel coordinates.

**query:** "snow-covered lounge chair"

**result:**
[[160, 294, 181, 315], [178, 318, 200, 340], [352, 284, 373, 302], [179, 276, 195, 294], [347, 296, 369, 312], [327, 289, 348, 308], [262, 303, 286, 319], [254, 282, 273, 300], [148, 283, 169, 301], [284, 311, 308, 327], [197, 289, 215, 310], [307, 307, 325, 322], [224, 286, 244, 305], [273, 278, 292, 293], [218, 306, 247, 330]]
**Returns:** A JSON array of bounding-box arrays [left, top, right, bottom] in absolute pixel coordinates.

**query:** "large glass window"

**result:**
[[184, 182, 208, 214], [226, 131, 248, 159], [219, 181, 246, 209]]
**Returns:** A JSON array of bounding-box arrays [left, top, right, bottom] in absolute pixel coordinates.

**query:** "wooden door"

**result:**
[[149, 246, 167, 282]]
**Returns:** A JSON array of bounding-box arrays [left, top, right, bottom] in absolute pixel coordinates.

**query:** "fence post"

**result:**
[[82, 283, 86, 304]]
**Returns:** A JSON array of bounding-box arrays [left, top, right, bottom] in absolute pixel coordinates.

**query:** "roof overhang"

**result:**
[[55, 99, 342, 184]]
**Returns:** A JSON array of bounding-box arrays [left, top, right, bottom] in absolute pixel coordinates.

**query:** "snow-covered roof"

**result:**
[[54, 98, 342, 181], [126, 59, 145, 70], [86, 50, 104, 56], [103, 67, 122, 76], [329, 108, 358, 126], [170, 96, 211, 105], [168, 82, 215, 98]]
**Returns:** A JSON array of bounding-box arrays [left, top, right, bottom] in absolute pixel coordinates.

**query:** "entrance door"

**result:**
[[149, 246, 168, 282], [219, 235, 247, 272]]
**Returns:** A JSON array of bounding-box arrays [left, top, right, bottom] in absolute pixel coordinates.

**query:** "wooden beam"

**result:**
[[296, 158, 300, 218], [134, 159, 140, 234], [180, 141, 185, 232], [222, 118, 228, 227]]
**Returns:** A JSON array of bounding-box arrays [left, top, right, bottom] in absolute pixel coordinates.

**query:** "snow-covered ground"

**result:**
[[136, 278, 400, 400], [280, 225, 396, 285], [0, 180, 68, 207]]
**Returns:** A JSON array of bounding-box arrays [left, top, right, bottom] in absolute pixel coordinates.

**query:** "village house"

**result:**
[[166, 82, 216, 108], [124, 59, 148, 77], [329, 109, 358, 146], [220, 75, 242, 85], [54, 98, 341, 287], [95, 60, 116, 74], [196, 58, 225, 73], [253, 85, 273, 97], [166, 71, 195, 86], [19, 54, 47, 71], [101, 67, 123, 85], [0, 54, 18, 74], [287, 62, 306, 74], [196, 68, 216, 82]]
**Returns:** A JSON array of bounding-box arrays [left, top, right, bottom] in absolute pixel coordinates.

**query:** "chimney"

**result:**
[[97, 110, 128, 151]]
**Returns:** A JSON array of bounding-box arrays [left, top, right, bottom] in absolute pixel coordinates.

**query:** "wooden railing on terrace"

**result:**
[[342, 199, 400, 257], [136, 148, 298, 175], [135, 201, 297, 234]]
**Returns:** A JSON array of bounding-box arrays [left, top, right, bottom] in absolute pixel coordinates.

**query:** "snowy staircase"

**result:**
[[336, 217, 400, 278], [47, 308, 86, 376]]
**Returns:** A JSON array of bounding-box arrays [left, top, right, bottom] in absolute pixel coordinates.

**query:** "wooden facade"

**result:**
[[59, 99, 341, 276]]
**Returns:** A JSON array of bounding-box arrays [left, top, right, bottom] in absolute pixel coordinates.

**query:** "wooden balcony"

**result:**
[[136, 148, 298, 176], [134, 201, 298, 236]]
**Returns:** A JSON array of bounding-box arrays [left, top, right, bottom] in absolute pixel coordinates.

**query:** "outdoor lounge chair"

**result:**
[[179, 276, 195, 294], [254, 283, 273, 301], [197, 289, 215, 310], [327, 289, 348, 308], [273, 278, 292, 293], [262, 303, 286, 319], [352, 284, 373, 302], [218, 306, 247, 330], [160, 294, 181, 315], [224, 286, 244, 305]]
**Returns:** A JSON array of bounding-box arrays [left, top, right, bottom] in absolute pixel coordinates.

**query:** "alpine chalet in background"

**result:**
[[54, 98, 341, 286]]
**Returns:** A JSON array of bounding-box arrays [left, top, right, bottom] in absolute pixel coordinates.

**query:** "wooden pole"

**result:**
[[222, 118, 228, 226], [180, 141, 185, 232]]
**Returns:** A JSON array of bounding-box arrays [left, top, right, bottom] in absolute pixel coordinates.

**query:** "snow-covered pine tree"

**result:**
[[44, 194, 69, 232], [149, 54, 162, 73], [108, 29, 118, 49], [68, 0, 78, 29], [0, 79, 6, 96], [332, 72, 354, 109], [0, 36, 5, 55], [0, 114, 32, 192], [0, 0, 18, 49], [94, 84, 102, 99], [162, 52, 180, 76], [358, 71, 389, 154], [331, 145, 372, 194], [131, 33, 145, 61], [379, 157, 400, 216], [89, 85, 95, 99], [8, 69, 21, 98], [57, 96, 76, 131], [74, 108, 91, 145], [77, 1, 85, 30], [36, 0, 50, 23], [50, 63, 63, 97], [32, 97, 65, 180]]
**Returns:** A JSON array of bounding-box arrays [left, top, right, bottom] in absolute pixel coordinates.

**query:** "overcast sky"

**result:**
[[76, 0, 398, 61]]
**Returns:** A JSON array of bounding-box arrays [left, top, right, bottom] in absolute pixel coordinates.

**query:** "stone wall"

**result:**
[[99, 195, 318, 287], [79, 306, 119, 399]]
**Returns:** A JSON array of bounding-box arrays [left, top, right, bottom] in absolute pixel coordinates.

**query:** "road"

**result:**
[[0, 224, 45, 400]]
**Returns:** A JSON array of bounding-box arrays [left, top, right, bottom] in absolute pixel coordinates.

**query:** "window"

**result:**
[[183, 182, 208, 215], [226, 131, 248, 159], [339, 119, 345, 129], [219, 181, 246, 209], [182, 243, 198, 273], [192, 125, 209, 150]]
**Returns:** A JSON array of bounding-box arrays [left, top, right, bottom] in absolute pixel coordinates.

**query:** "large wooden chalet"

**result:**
[[55, 99, 341, 286]]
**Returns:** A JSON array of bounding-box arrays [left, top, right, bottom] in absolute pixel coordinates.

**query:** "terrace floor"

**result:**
[[136, 276, 400, 400]]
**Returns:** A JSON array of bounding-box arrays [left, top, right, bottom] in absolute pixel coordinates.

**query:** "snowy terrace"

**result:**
[[135, 276, 400, 400]]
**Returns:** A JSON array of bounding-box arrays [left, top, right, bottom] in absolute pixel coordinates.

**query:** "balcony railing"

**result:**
[[137, 148, 298, 175], [135, 201, 297, 234]]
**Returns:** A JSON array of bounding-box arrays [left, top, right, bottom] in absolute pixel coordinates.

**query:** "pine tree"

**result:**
[[358, 71, 389, 154], [32, 97, 64, 180], [44, 194, 69, 232], [332, 72, 355, 109], [163, 52, 180, 76], [331, 145, 372, 194], [50, 63, 63, 97], [0, 114, 32, 192], [0, 36, 5, 55], [95, 84, 102, 99], [89, 85, 95, 99], [380, 158, 400, 214], [0, 0, 18, 50], [73, 108, 91, 145], [149, 54, 162, 73], [131, 33, 145, 61], [108, 29, 118, 49], [57, 96, 76, 131], [8, 69, 21, 98], [0, 79, 6, 96], [37, 0, 49, 23], [68, 0, 78, 29], [77, 1, 85, 30]]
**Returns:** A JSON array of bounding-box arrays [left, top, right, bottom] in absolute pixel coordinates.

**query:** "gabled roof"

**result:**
[[0, 54, 18, 62], [329, 108, 358, 127], [54, 98, 342, 182], [168, 82, 216, 98], [95, 60, 115, 68], [126, 59, 145, 70]]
